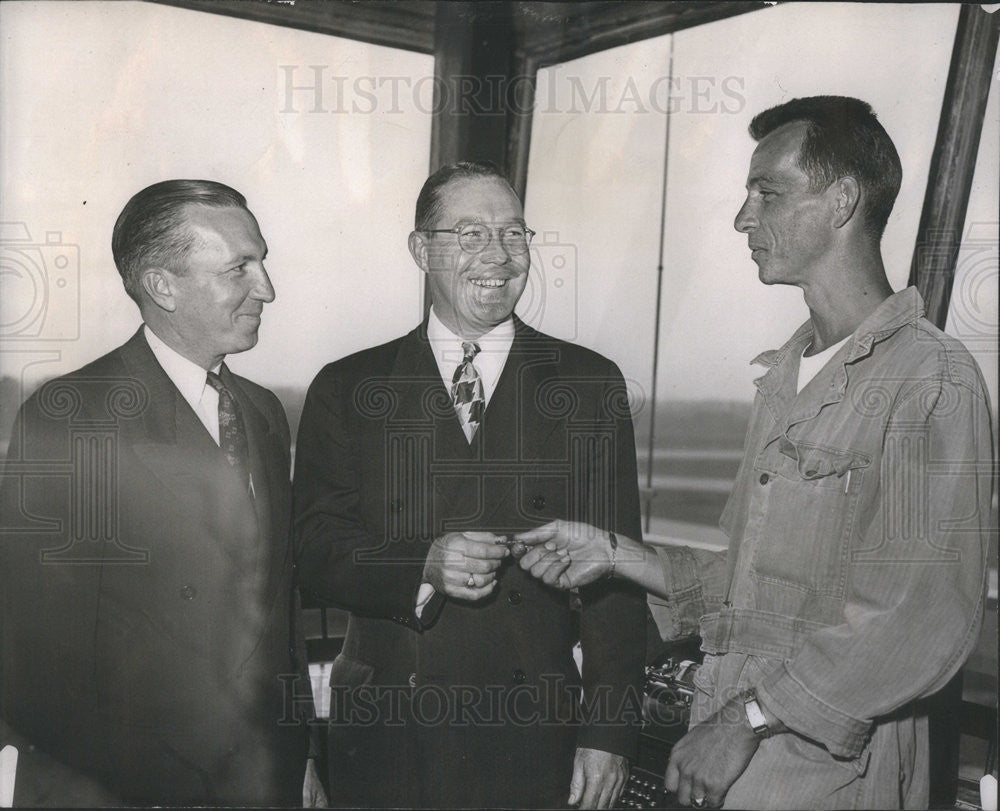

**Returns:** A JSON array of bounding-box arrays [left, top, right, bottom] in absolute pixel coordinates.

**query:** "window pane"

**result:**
[[0, 2, 433, 442], [525, 3, 962, 538]]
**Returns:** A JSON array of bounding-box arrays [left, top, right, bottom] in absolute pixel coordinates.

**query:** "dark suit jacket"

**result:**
[[294, 317, 645, 808], [0, 328, 308, 806]]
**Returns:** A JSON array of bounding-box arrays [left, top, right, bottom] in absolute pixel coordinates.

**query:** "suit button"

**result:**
[[512, 668, 526, 684], [179, 585, 196, 600], [507, 590, 522, 605], [390, 499, 403, 513], [759, 473, 769, 485], [531, 495, 546, 510], [408, 672, 417, 687]]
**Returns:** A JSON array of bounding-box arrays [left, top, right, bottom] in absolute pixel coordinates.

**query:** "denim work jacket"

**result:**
[[649, 288, 994, 808]]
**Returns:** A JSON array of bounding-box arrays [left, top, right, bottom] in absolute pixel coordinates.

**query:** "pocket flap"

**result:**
[[782, 443, 871, 480]]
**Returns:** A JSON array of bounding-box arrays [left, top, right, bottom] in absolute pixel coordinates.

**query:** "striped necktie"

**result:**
[[206, 370, 252, 496], [451, 341, 485, 440]]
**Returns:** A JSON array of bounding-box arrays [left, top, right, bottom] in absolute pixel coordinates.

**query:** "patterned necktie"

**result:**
[[206, 370, 252, 495], [451, 341, 485, 440]]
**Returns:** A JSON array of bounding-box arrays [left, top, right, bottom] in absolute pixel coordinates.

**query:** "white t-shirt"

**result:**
[[797, 335, 850, 393]]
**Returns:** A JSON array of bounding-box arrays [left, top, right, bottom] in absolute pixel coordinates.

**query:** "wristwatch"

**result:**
[[742, 688, 772, 738]]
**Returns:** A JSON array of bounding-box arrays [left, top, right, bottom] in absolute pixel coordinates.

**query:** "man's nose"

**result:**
[[734, 198, 756, 233], [479, 231, 511, 264], [252, 265, 276, 302]]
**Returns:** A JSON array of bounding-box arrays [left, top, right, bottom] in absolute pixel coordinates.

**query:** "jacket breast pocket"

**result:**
[[752, 442, 870, 597]]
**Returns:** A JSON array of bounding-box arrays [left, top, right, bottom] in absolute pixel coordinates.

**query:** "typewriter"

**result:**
[[616, 655, 699, 809]]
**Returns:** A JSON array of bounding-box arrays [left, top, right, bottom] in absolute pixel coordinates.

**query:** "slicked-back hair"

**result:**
[[112, 179, 248, 303], [749, 96, 902, 237], [414, 161, 515, 230]]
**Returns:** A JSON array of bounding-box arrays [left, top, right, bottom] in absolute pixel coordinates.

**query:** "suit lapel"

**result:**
[[482, 317, 565, 461], [388, 325, 473, 519], [478, 319, 567, 526], [120, 330, 260, 559]]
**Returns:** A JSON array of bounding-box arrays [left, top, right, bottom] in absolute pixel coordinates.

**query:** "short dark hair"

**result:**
[[112, 179, 248, 303], [749, 96, 902, 237], [414, 161, 514, 230]]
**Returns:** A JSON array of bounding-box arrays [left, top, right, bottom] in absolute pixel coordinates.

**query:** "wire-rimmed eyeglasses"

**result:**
[[421, 222, 535, 255]]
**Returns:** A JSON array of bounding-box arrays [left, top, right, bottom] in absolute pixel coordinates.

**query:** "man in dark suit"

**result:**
[[0, 180, 321, 806], [293, 162, 645, 809]]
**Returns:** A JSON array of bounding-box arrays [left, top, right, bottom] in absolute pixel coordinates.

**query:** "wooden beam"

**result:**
[[506, 51, 538, 202], [150, 0, 436, 54], [424, 2, 526, 316], [428, 1, 518, 173], [909, 4, 1000, 329], [517, 1, 770, 67]]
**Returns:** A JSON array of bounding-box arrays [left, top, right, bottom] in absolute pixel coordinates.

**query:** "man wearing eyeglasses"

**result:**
[[293, 161, 645, 808]]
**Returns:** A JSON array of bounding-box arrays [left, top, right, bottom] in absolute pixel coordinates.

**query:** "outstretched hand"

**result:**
[[513, 521, 613, 589]]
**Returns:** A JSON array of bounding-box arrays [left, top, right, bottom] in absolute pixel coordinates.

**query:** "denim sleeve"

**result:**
[[757, 374, 994, 759], [647, 545, 728, 641]]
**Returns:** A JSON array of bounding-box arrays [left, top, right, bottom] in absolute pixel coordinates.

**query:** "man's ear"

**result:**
[[139, 268, 177, 312], [408, 231, 430, 273], [831, 176, 861, 229]]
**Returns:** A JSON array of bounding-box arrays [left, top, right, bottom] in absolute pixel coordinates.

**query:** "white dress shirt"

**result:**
[[416, 309, 516, 614], [143, 325, 222, 444]]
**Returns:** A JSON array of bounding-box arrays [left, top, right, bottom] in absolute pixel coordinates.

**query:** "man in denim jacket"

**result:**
[[516, 96, 993, 809], [660, 96, 994, 809]]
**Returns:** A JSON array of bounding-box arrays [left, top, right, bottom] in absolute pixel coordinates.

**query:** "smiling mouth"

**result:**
[[470, 278, 509, 288]]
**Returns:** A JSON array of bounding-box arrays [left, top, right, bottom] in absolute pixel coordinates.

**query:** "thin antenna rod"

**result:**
[[644, 33, 674, 536]]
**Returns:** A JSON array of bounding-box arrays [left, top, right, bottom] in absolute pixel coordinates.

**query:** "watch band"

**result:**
[[743, 688, 772, 738]]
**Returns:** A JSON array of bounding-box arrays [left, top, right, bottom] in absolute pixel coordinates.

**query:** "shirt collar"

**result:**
[[426, 307, 515, 403], [752, 286, 926, 368], [426, 307, 515, 353], [143, 324, 222, 409]]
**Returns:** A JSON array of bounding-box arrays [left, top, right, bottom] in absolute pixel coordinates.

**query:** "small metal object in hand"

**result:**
[[692, 798, 706, 808], [467, 574, 476, 588], [496, 534, 527, 559]]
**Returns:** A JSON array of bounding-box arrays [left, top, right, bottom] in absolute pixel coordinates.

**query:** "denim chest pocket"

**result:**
[[752, 442, 871, 597]]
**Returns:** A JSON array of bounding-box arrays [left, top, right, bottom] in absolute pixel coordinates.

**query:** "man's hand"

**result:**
[[515, 521, 612, 589], [422, 531, 509, 601], [664, 695, 762, 808], [302, 757, 328, 808], [568, 747, 628, 809]]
